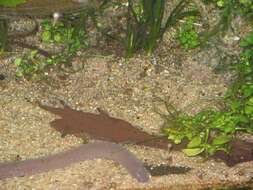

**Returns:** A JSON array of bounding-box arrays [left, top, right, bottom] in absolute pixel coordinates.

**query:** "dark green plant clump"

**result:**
[[15, 50, 42, 78], [161, 32, 253, 157], [177, 16, 200, 49], [14, 16, 88, 78], [41, 19, 87, 57]]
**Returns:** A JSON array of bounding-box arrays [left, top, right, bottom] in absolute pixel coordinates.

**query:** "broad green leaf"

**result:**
[[207, 146, 218, 155], [212, 135, 232, 145], [223, 124, 236, 133], [247, 97, 253, 105], [240, 32, 253, 47], [54, 34, 63, 43], [234, 114, 248, 123], [242, 85, 253, 97], [183, 148, 205, 156], [14, 58, 22, 66], [187, 136, 202, 148], [174, 137, 182, 144], [245, 105, 253, 115], [230, 100, 241, 111], [217, 0, 225, 7], [15, 71, 23, 77], [41, 31, 51, 42], [30, 50, 38, 59]]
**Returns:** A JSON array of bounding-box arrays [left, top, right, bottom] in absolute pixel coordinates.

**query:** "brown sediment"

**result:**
[[38, 103, 171, 150], [0, 141, 150, 182]]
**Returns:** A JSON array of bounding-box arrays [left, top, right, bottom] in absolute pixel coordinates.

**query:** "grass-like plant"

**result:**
[[95, 0, 200, 57], [89, 0, 251, 56], [125, 0, 199, 56], [126, 0, 166, 56]]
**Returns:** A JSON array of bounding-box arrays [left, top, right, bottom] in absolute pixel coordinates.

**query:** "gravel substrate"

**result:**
[[0, 52, 253, 190]]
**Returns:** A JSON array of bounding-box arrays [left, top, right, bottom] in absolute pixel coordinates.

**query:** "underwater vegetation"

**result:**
[[14, 13, 88, 78], [161, 32, 253, 157], [2, 0, 251, 76], [177, 16, 200, 49], [124, 0, 199, 56], [96, 0, 199, 56]]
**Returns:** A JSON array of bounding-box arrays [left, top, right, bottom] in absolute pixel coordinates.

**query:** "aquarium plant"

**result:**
[[125, 0, 199, 56], [14, 13, 88, 77], [161, 32, 253, 157], [177, 16, 200, 49]]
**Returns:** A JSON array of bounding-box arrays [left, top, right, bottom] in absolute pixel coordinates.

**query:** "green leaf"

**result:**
[[245, 105, 253, 115], [14, 58, 22, 66], [41, 31, 52, 43], [230, 100, 241, 111], [183, 148, 205, 156], [212, 135, 232, 145], [187, 136, 202, 148], [247, 97, 253, 105], [207, 146, 218, 155], [242, 84, 253, 97], [54, 34, 63, 43], [15, 70, 23, 77], [174, 137, 182, 144], [30, 50, 38, 59], [240, 33, 253, 47], [235, 114, 249, 123]]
